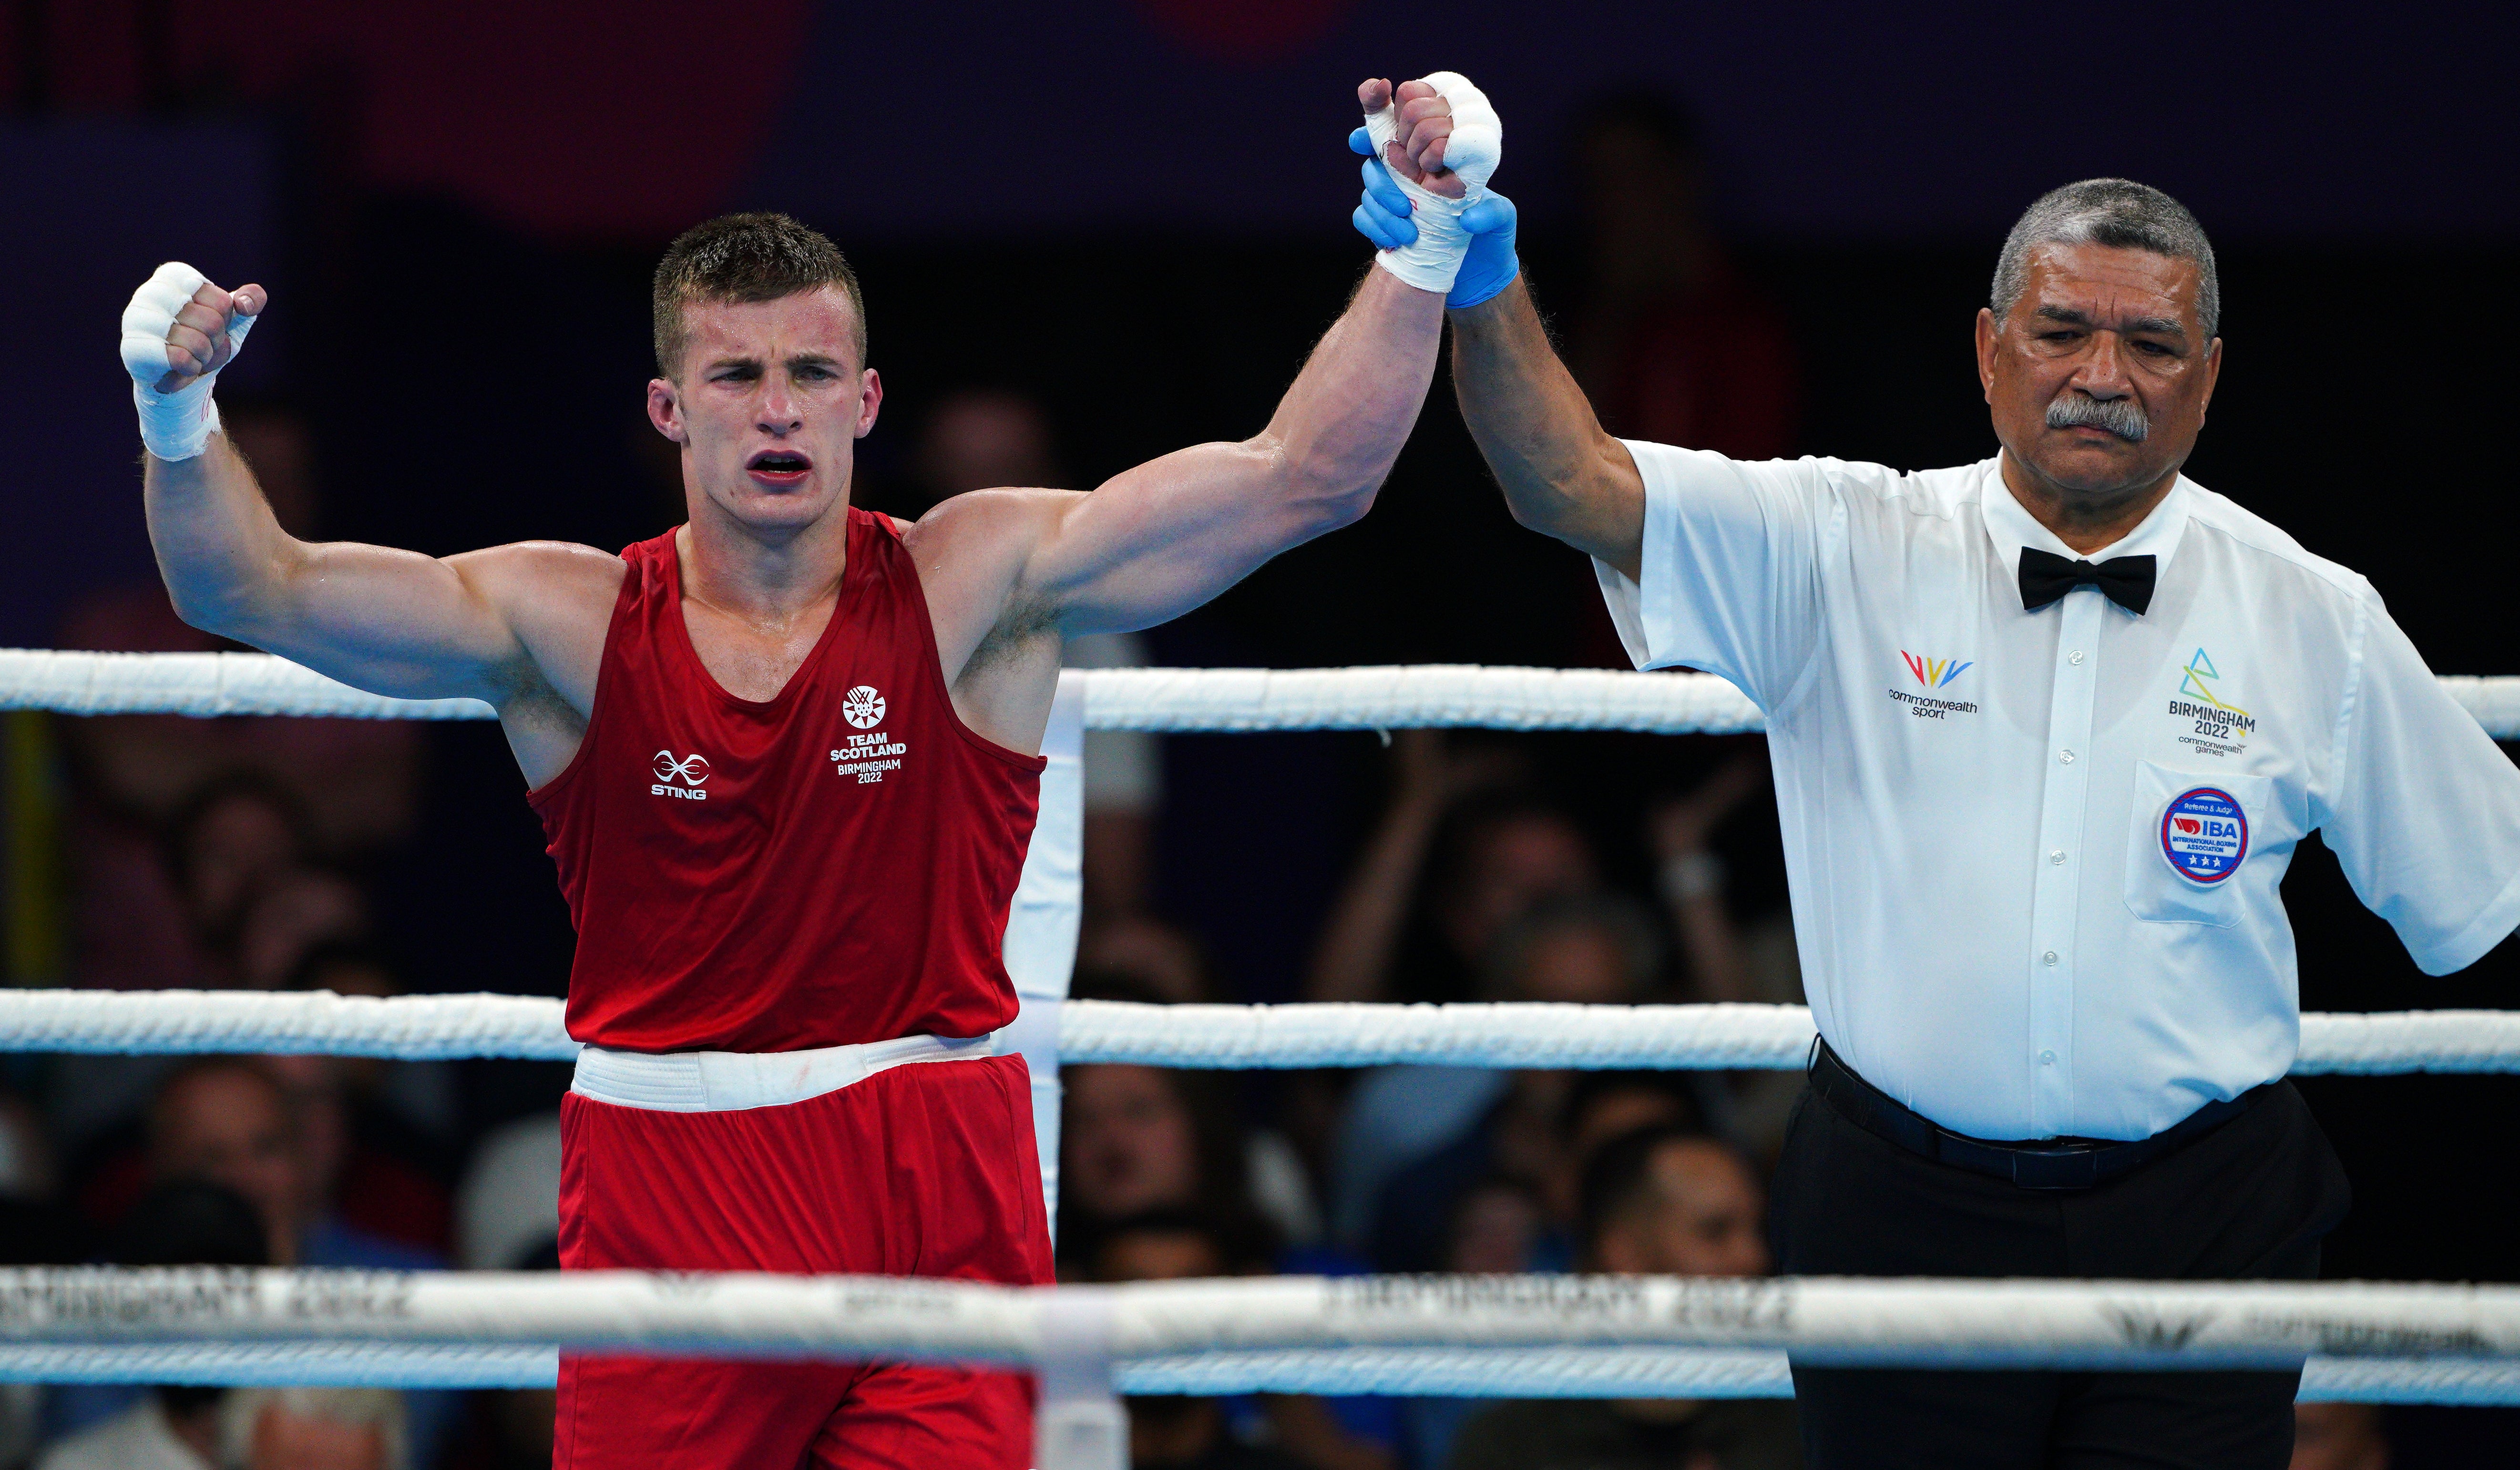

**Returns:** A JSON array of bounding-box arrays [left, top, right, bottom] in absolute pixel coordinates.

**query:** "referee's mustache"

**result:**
[[2047, 391, 2150, 442]]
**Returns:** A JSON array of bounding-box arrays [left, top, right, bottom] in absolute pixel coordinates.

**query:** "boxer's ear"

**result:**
[[647, 378, 688, 445]]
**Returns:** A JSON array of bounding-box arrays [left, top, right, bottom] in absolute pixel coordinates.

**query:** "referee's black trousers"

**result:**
[[1772, 1075, 2351, 1470]]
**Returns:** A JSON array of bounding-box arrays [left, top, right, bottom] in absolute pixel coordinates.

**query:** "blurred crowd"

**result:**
[[0, 89, 2421, 1470]]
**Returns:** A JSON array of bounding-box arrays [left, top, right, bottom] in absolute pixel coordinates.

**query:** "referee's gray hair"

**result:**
[[1992, 179, 2220, 340]]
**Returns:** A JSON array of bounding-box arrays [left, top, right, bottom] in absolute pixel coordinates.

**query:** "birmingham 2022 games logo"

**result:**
[[2169, 647, 2255, 747]]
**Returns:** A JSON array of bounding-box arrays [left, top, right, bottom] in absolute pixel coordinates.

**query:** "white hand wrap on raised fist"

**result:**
[[120, 261, 256, 462], [1364, 71, 1503, 294]]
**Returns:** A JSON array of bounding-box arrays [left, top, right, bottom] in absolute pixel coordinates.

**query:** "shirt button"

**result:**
[[2068, 650, 2086, 665], [2039, 1050, 2058, 1066], [2049, 849, 2067, 865], [2059, 749, 2077, 764], [2042, 950, 2059, 967]]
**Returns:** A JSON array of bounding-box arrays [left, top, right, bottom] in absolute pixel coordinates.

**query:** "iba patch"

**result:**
[[2161, 786, 2248, 885]]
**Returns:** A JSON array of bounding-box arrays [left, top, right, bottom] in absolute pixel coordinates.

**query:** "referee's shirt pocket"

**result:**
[[2124, 762, 2280, 926]]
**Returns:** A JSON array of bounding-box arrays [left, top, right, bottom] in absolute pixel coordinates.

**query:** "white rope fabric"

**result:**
[[5, 1341, 2515, 1405], [7, 992, 2519, 1075], [1079, 666, 1768, 734], [0, 990, 576, 1059], [7, 653, 2517, 738], [1068, 1001, 2520, 1075], [3, 1269, 2518, 1371], [0, 651, 488, 720], [0, 1343, 559, 1388]]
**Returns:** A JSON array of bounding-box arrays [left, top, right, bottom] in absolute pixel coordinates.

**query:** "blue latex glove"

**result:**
[[1347, 127, 1519, 309]]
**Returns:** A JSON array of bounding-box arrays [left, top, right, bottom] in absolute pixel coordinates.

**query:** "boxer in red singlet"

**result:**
[[127, 77, 1471, 1467]]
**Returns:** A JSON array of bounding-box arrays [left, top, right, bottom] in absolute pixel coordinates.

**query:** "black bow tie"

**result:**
[[2018, 548, 2156, 615]]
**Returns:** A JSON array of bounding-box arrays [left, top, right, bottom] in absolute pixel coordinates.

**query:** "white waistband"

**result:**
[[570, 1032, 998, 1113]]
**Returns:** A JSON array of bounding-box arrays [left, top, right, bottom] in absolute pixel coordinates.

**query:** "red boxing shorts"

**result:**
[[554, 1044, 1053, 1470]]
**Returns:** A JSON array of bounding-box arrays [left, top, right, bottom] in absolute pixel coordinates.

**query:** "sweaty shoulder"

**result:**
[[450, 540, 625, 713], [899, 487, 1076, 605], [896, 486, 1080, 674]]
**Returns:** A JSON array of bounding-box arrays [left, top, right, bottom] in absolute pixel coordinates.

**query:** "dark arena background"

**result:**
[[3, 3, 2518, 1466]]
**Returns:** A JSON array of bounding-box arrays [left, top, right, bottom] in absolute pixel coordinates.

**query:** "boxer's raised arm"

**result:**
[[146, 441, 612, 707], [1002, 264, 1445, 636], [128, 267, 616, 714], [1448, 280, 1646, 581]]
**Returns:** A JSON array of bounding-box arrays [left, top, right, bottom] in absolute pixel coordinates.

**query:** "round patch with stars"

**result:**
[[2161, 786, 2248, 885]]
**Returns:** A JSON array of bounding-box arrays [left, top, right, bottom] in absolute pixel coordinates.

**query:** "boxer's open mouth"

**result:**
[[747, 450, 812, 485]]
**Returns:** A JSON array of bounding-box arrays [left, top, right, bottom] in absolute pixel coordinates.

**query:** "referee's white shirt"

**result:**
[[1596, 443, 2520, 1142]]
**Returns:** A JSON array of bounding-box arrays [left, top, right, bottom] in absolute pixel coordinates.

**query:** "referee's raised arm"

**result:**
[[1447, 277, 1647, 582], [1348, 73, 1646, 578]]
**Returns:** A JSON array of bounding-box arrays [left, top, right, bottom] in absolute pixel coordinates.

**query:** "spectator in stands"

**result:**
[[1642, 754, 1766, 1006], [1090, 1214, 1386, 1470], [1549, 1072, 1715, 1225], [144, 1059, 307, 1267], [1311, 733, 1600, 1250], [1352, 895, 1667, 1271], [144, 1057, 439, 1273], [50, 778, 360, 1153], [1443, 1177, 1546, 1276], [139, 1060, 455, 1469], [1308, 735, 1591, 1010], [911, 387, 1172, 929], [0, 1085, 80, 1456], [286, 943, 459, 1154], [220, 1388, 405, 1470], [1062, 976, 1323, 1253], [260, 1044, 450, 1257], [1643, 754, 1807, 1162], [166, 775, 314, 965], [2289, 1402, 2389, 1470], [1443, 1126, 1798, 1470], [35, 1179, 266, 1470], [1059, 1058, 1272, 1270], [232, 868, 371, 993]]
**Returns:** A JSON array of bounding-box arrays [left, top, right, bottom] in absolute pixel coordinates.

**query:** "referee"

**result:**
[[1356, 126, 2520, 1468]]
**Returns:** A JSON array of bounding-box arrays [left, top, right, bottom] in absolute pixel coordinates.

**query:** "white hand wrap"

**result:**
[[1363, 71, 1503, 294], [120, 261, 256, 462]]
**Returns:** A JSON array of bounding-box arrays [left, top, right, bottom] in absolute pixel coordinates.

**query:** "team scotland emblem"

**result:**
[[843, 685, 886, 729], [2161, 786, 2247, 885]]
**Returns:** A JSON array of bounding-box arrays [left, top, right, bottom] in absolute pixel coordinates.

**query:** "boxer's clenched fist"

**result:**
[[120, 262, 265, 460], [1352, 72, 1504, 295], [1360, 74, 1500, 201], [121, 263, 264, 394]]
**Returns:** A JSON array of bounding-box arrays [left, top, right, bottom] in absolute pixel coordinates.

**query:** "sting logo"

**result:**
[[651, 750, 711, 801]]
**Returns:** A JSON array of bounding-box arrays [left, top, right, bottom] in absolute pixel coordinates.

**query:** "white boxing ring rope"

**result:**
[[7, 651, 2520, 736], [0, 1271, 2518, 1401], [6, 652, 2520, 1424], [0, 990, 2517, 1075]]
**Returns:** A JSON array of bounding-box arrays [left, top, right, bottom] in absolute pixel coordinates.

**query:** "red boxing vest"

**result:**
[[531, 510, 1044, 1053]]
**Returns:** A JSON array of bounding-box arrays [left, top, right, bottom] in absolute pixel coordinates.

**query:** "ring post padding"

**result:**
[[1035, 1287, 1126, 1470], [1000, 669, 1086, 1228]]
